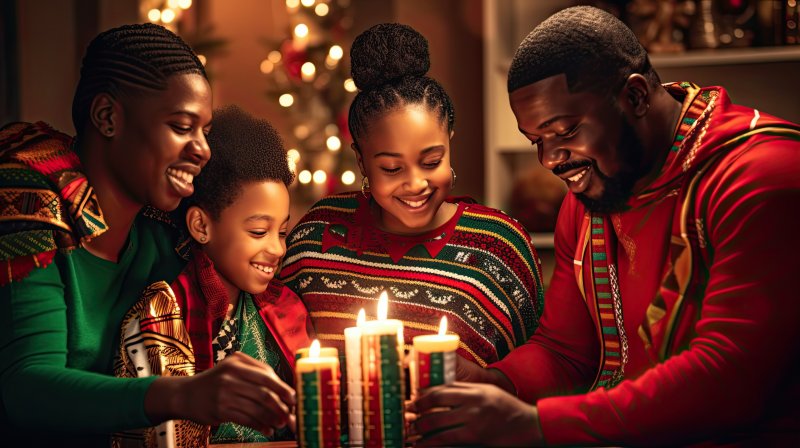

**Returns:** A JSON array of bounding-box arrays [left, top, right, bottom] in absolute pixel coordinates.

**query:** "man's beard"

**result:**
[[575, 115, 646, 214]]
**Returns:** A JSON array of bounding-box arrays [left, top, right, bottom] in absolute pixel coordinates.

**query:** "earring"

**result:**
[[104, 127, 114, 136], [450, 167, 457, 189], [199, 235, 207, 243], [361, 176, 370, 198]]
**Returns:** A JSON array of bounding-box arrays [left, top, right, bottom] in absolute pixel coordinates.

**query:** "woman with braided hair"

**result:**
[[0, 24, 293, 445], [281, 23, 544, 369]]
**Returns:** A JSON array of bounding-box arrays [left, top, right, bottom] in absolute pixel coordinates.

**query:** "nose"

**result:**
[[264, 233, 286, 259], [184, 134, 210, 166], [405, 167, 429, 193], [538, 142, 569, 171]]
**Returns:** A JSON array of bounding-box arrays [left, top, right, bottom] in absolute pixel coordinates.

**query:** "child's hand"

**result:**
[[173, 352, 296, 435]]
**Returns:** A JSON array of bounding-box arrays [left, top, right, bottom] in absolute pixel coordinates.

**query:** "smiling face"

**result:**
[[510, 74, 647, 213], [199, 181, 290, 298], [355, 104, 455, 235], [109, 73, 213, 212]]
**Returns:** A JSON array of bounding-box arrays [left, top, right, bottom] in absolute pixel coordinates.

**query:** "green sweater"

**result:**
[[0, 215, 185, 440]]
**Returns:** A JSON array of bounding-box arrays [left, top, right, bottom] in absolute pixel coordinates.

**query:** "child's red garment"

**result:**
[[172, 247, 313, 375]]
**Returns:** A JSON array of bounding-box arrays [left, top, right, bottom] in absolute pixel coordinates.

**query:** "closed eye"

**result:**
[[381, 167, 401, 174], [556, 124, 580, 139], [249, 230, 267, 237], [171, 124, 192, 134]]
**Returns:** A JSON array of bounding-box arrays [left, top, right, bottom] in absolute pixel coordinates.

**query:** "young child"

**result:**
[[171, 105, 311, 443]]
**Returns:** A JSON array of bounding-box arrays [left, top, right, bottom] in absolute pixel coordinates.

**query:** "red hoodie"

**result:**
[[492, 83, 800, 445]]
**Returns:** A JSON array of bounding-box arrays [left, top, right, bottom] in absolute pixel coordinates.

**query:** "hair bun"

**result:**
[[350, 23, 430, 91]]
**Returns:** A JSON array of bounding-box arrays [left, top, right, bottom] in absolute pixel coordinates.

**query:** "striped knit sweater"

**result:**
[[280, 192, 544, 366]]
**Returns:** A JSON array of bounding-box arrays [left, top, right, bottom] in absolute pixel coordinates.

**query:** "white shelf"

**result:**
[[650, 46, 800, 68]]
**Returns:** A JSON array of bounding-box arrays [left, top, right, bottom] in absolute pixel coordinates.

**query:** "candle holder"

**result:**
[[296, 341, 341, 448]]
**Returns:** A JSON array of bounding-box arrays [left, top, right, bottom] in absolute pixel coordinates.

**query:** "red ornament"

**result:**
[[280, 39, 307, 82]]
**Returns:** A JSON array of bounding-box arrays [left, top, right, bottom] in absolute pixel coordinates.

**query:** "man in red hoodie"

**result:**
[[410, 6, 800, 446]]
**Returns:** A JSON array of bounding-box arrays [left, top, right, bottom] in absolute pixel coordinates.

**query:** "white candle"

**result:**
[[344, 309, 366, 446]]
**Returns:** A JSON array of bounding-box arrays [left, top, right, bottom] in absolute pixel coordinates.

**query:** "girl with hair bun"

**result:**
[[0, 24, 293, 446], [281, 23, 544, 368]]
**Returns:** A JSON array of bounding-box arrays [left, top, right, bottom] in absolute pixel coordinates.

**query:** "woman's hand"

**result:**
[[146, 352, 296, 436]]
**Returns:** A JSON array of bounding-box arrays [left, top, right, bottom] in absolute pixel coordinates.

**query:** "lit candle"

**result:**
[[295, 346, 339, 361], [344, 309, 366, 446], [411, 316, 459, 399], [361, 291, 405, 447], [296, 340, 341, 448]]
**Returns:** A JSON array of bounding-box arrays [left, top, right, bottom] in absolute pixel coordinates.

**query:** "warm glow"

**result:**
[[161, 8, 176, 23], [177, 0, 192, 9], [268, 50, 282, 63], [438, 316, 448, 336], [286, 0, 300, 8], [325, 56, 338, 69], [329, 45, 344, 60], [312, 170, 327, 184], [343, 78, 357, 92], [325, 123, 338, 135], [147, 8, 161, 22], [294, 125, 310, 139], [341, 170, 356, 185], [301, 62, 316, 81], [294, 23, 309, 38], [279, 93, 294, 107], [197, 54, 207, 66], [288, 159, 297, 174], [326, 135, 341, 151], [377, 291, 388, 320], [260, 59, 274, 74], [287, 148, 301, 162], [167, 0, 180, 9], [314, 3, 329, 16], [298, 170, 312, 184], [309, 339, 321, 359], [301, 0, 315, 6], [356, 308, 366, 327]]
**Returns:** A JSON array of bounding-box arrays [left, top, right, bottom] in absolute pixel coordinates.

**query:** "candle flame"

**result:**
[[377, 291, 388, 320], [438, 316, 448, 336], [309, 339, 321, 359], [357, 308, 366, 327]]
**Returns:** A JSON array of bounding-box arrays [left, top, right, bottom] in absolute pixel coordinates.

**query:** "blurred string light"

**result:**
[[341, 170, 356, 185], [301, 0, 316, 7], [286, 0, 300, 8], [279, 94, 294, 107], [315, 3, 329, 16], [294, 23, 309, 38], [301, 62, 316, 82], [343, 78, 357, 92], [298, 170, 312, 184], [312, 170, 327, 184], [326, 136, 341, 151], [161, 8, 176, 23]]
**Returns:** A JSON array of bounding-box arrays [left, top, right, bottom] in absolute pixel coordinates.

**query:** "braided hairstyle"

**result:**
[[71, 22, 206, 138], [348, 23, 455, 148], [191, 105, 294, 220], [507, 6, 659, 97]]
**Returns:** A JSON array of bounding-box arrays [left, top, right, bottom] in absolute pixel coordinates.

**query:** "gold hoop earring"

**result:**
[[361, 176, 370, 198], [450, 167, 457, 189]]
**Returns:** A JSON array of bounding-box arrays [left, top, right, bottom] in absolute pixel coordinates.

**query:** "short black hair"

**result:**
[[191, 105, 294, 220], [348, 23, 455, 147], [72, 22, 206, 137], [507, 6, 659, 96]]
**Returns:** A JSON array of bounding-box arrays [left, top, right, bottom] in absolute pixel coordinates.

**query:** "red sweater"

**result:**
[[492, 84, 800, 445]]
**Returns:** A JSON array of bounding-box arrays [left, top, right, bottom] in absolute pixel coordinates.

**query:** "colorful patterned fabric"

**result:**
[[171, 247, 312, 376], [112, 281, 210, 448], [210, 292, 292, 443], [0, 121, 107, 285], [280, 192, 544, 367], [493, 83, 800, 445]]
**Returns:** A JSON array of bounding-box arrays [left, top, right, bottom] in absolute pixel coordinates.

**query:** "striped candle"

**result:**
[[296, 346, 339, 362], [360, 292, 404, 447], [344, 309, 366, 446], [411, 317, 459, 399], [296, 340, 341, 448]]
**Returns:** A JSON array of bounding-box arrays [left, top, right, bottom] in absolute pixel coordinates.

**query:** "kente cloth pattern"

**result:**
[[210, 292, 292, 443], [171, 246, 312, 376], [0, 121, 107, 285], [112, 281, 210, 448], [280, 192, 544, 367]]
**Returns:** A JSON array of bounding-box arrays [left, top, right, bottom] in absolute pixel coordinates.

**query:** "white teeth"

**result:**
[[568, 167, 589, 182], [250, 263, 274, 273], [400, 197, 428, 208], [167, 168, 194, 184]]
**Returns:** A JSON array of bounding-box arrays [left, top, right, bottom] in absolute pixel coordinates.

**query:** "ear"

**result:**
[[351, 143, 366, 177], [186, 206, 212, 244], [619, 74, 650, 118], [89, 93, 118, 137]]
